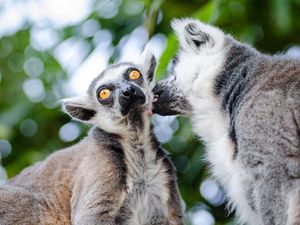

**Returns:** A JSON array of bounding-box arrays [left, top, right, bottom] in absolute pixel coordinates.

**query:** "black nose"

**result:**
[[122, 86, 137, 98], [152, 85, 164, 98], [119, 84, 146, 116], [152, 84, 179, 116]]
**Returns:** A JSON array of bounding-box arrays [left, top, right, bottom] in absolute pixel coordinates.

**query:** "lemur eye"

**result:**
[[129, 70, 141, 80], [99, 88, 111, 100]]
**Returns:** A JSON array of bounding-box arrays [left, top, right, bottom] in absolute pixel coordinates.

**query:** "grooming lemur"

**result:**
[[0, 51, 183, 225], [153, 19, 300, 225]]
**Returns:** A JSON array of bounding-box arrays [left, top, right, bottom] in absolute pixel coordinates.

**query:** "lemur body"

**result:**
[[0, 52, 183, 225], [153, 19, 300, 225]]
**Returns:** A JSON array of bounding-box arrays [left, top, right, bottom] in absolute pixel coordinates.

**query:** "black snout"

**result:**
[[152, 84, 176, 116], [121, 86, 137, 98], [119, 83, 146, 116], [152, 83, 190, 116]]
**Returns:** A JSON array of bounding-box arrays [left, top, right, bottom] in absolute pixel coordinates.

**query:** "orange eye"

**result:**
[[99, 88, 111, 100], [129, 70, 141, 80]]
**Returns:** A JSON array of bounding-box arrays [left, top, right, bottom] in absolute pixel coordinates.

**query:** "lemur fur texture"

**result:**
[[153, 18, 300, 225]]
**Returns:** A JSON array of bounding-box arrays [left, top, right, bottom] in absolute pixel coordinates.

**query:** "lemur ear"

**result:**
[[140, 49, 157, 82], [62, 95, 96, 122], [171, 18, 225, 53]]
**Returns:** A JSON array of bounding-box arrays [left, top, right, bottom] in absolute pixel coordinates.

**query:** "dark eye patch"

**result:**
[[96, 84, 115, 105], [124, 68, 143, 84]]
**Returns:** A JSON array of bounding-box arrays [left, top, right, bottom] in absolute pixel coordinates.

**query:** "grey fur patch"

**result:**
[[214, 37, 261, 146]]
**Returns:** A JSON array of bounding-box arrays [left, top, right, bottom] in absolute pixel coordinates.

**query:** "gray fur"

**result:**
[[0, 52, 183, 225], [153, 18, 300, 225], [233, 53, 300, 224]]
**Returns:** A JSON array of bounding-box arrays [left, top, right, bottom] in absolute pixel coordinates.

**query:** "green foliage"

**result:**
[[0, 0, 299, 224]]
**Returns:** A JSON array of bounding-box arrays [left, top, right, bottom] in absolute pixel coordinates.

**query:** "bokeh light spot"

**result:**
[[190, 209, 215, 225], [123, 0, 144, 16], [0, 139, 12, 158], [97, 0, 121, 19], [30, 28, 60, 51], [59, 122, 80, 142], [93, 29, 113, 48], [200, 178, 225, 206], [81, 19, 100, 38], [154, 125, 173, 143], [19, 119, 38, 137], [153, 115, 177, 143], [287, 46, 300, 58], [23, 78, 45, 103], [24, 57, 44, 77], [54, 37, 91, 73]]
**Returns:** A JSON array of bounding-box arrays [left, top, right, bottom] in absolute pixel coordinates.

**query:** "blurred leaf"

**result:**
[[272, 0, 292, 34], [192, 0, 220, 22], [156, 34, 178, 79]]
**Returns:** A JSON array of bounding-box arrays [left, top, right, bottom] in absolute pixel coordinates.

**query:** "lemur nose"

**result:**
[[122, 86, 137, 98], [152, 85, 164, 97]]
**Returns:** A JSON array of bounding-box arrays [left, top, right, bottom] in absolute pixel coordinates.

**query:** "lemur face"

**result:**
[[153, 18, 226, 116], [63, 51, 157, 133], [89, 64, 150, 117]]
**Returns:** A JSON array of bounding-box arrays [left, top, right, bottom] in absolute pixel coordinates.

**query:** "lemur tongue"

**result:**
[[146, 95, 158, 116]]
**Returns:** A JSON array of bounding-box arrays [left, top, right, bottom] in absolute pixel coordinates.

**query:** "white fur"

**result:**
[[172, 19, 262, 225]]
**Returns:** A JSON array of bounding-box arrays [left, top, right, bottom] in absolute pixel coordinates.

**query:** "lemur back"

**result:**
[[0, 51, 183, 225], [153, 18, 300, 225]]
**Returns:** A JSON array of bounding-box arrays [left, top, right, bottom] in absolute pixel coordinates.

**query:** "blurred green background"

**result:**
[[0, 0, 300, 224]]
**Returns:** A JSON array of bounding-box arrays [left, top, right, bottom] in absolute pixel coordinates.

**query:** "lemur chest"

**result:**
[[124, 147, 170, 225]]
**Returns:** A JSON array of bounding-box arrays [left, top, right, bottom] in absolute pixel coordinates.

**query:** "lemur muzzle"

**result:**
[[119, 83, 146, 116]]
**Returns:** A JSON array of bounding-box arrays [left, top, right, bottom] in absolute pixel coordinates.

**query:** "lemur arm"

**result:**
[[71, 180, 126, 225], [71, 155, 127, 225]]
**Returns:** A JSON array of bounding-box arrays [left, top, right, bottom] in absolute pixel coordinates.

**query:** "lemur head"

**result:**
[[63, 51, 157, 134], [153, 18, 227, 115]]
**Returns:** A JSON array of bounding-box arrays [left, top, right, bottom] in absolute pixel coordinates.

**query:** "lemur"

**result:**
[[153, 18, 300, 225], [0, 51, 184, 225]]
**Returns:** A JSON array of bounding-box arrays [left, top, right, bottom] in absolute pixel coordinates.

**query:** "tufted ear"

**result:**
[[139, 49, 157, 82], [62, 95, 96, 122], [171, 18, 225, 53]]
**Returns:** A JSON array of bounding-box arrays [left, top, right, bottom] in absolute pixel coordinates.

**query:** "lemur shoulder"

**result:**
[[0, 51, 183, 225]]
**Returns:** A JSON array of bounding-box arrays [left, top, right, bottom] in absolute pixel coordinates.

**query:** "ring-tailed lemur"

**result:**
[[0, 51, 183, 225], [153, 18, 300, 225]]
